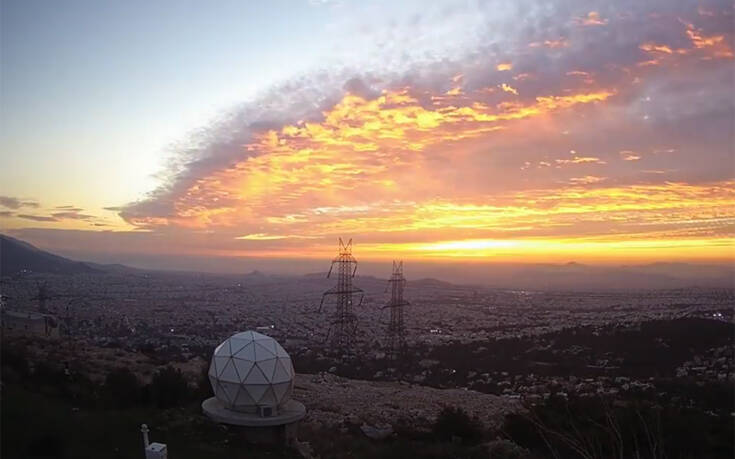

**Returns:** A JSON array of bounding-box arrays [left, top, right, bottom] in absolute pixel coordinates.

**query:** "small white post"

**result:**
[[141, 424, 150, 448]]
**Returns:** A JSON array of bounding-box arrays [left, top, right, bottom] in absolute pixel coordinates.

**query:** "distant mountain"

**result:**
[[483, 262, 734, 290], [0, 234, 101, 275], [411, 277, 459, 289], [2, 233, 731, 289]]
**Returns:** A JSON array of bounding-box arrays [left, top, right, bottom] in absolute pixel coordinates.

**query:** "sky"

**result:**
[[1, 0, 733, 273]]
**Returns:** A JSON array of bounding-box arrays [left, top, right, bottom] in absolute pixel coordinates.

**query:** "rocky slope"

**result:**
[[295, 372, 520, 433]]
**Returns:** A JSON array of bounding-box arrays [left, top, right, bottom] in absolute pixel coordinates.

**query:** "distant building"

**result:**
[[1, 309, 59, 337]]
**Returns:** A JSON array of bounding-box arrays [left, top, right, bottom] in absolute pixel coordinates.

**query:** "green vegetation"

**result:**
[[150, 366, 190, 409], [0, 345, 297, 459], [103, 367, 142, 408], [1, 383, 298, 459], [502, 395, 733, 458], [432, 406, 484, 444]]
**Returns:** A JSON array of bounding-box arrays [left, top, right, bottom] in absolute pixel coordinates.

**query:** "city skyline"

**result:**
[[1, 0, 733, 269]]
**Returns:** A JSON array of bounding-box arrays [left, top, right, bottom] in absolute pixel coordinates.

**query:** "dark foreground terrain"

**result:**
[[2, 313, 733, 458]]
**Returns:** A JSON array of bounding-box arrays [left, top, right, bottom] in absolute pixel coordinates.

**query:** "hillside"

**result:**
[[0, 234, 100, 276]]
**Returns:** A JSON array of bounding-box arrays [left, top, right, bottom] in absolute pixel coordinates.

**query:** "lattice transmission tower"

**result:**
[[384, 260, 409, 362], [320, 238, 363, 353]]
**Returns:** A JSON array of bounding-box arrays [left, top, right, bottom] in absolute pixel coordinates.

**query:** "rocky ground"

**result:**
[[295, 372, 520, 436]]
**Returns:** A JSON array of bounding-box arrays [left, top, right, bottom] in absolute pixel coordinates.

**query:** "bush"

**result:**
[[432, 406, 484, 444], [193, 360, 213, 399], [149, 366, 189, 409], [26, 432, 66, 458], [102, 367, 142, 408], [502, 396, 734, 459], [1, 344, 30, 377], [482, 439, 532, 459]]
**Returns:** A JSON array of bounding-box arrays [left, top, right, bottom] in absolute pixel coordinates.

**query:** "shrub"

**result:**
[[193, 360, 213, 399], [149, 366, 189, 409], [102, 367, 142, 408], [432, 406, 484, 444]]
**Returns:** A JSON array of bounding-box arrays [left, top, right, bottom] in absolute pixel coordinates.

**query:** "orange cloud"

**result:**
[[568, 176, 606, 184], [684, 22, 734, 58], [639, 43, 677, 54], [555, 156, 607, 165], [638, 22, 734, 66], [499, 83, 519, 95], [530, 38, 569, 49], [127, 85, 615, 230], [114, 9, 733, 265], [620, 150, 641, 161], [575, 11, 607, 26]]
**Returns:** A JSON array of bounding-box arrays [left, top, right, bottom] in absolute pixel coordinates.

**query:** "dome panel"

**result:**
[[232, 358, 254, 380], [232, 331, 254, 341], [234, 342, 256, 361], [214, 356, 230, 374], [282, 356, 294, 374], [256, 358, 278, 381], [234, 386, 256, 406], [272, 358, 292, 383], [215, 381, 232, 404], [219, 359, 240, 383], [244, 364, 269, 385], [259, 386, 277, 406], [272, 381, 291, 404], [261, 339, 279, 354], [254, 341, 276, 360], [228, 337, 251, 355], [275, 344, 290, 358], [244, 383, 269, 404], [214, 341, 227, 356], [251, 331, 270, 341], [220, 380, 240, 406]]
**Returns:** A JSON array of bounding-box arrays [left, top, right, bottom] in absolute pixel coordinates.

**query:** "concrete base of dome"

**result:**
[[202, 397, 306, 426], [202, 397, 306, 445]]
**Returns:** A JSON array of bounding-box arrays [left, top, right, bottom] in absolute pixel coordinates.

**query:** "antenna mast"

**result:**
[[320, 238, 363, 354], [385, 260, 409, 362]]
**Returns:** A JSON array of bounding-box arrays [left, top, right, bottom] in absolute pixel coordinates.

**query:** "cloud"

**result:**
[[100, 0, 734, 260], [54, 205, 84, 211], [620, 150, 641, 161], [12, 208, 100, 224], [51, 211, 94, 220], [0, 196, 39, 209], [529, 38, 569, 49], [574, 11, 607, 26], [17, 214, 58, 222], [568, 176, 607, 184], [555, 156, 607, 165]]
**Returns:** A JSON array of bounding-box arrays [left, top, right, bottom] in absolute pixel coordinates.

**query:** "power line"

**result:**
[[384, 260, 409, 363], [319, 238, 363, 354]]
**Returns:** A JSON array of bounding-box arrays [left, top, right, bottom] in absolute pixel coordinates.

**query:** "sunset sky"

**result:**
[[1, 0, 733, 271]]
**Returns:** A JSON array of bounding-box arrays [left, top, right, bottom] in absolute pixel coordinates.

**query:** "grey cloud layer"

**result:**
[[119, 0, 733, 226]]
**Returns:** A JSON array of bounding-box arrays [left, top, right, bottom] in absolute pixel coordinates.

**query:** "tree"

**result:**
[[433, 406, 484, 444], [193, 360, 213, 399], [103, 367, 141, 408], [149, 366, 189, 409]]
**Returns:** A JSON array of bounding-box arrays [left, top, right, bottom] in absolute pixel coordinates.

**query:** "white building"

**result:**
[[202, 330, 306, 445]]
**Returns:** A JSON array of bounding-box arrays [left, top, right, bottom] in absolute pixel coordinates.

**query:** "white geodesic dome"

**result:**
[[208, 331, 295, 412]]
